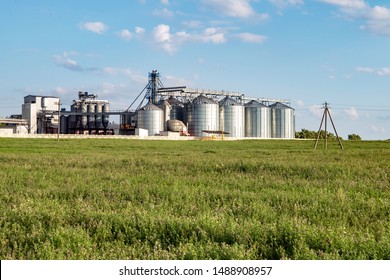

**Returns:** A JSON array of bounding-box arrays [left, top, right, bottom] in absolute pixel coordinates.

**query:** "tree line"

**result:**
[[295, 129, 361, 140]]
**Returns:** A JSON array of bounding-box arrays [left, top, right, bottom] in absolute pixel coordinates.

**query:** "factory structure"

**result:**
[[119, 70, 295, 138], [8, 70, 295, 138]]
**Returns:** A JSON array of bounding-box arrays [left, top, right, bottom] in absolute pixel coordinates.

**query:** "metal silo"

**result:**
[[137, 102, 164, 136], [245, 100, 271, 138], [81, 102, 87, 129], [167, 96, 185, 122], [87, 103, 95, 130], [219, 97, 244, 138], [95, 102, 103, 129], [187, 95, 219, 137], [102, 103, 110, 129], [269, 102, 295, 139], [70, 103, 78, 131]]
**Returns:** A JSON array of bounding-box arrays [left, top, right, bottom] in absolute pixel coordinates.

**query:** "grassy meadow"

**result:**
[[0, 138, 389, 259]]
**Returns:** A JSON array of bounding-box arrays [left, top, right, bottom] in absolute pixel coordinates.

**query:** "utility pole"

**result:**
[[314, 102, 343, 150]]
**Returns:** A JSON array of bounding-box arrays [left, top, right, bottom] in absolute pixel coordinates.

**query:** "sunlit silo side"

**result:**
[[167, 96, 185, 122], [80, 103, 87, 129], [186, 95, 219, 137], [137, 102, 164, 136], [102, 103, 109, 129], [158, 100, 171, 131], [87, 103, 95, 130], [219, 97, 244, 138], [269, 102, 295, 139], [245, 100, 271, 138]]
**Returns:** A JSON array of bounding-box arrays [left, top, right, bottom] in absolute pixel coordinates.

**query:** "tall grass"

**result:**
[[0, 138, 389, 259]]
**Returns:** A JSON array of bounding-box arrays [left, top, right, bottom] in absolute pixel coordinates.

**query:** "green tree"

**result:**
[[348, 134, 362, 140]]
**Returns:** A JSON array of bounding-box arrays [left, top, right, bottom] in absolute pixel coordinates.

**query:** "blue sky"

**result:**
[[0, 0, 389, 140]]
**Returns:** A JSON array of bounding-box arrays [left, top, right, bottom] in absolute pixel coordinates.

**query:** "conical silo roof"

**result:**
[[219, 96, 241, 106], [245, 100, 268, 108], [269, 102, 293, 110], [192, 95, 216, 104], [139, 102, 162, 111], [167, 96, 183, 106]]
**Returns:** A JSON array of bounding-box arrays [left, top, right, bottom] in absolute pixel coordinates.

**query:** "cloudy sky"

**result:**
[[0, 0, 389, 139]]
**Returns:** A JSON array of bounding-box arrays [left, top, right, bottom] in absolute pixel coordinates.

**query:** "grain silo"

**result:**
[[269, 102, 295, 139], [87, 103, 95, 130], [219, 97, 245, 138], [186, 95, 219, 137], [167, 96, 185, 122], [245, 100, 271, 138], [102, 103, 110, 129], [137, 102, 164, 136]]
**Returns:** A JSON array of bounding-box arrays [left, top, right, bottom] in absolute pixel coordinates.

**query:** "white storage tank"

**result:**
[[186, 95, 219, 137], [245, 100, 271, 138], [137, 102, 164, 136], [269, 102, 295, 139], [219, 97, 245, 138]]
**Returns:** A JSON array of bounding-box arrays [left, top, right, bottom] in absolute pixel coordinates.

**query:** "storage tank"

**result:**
[[70, 103, 78, 131], [81, 103, 87, 129], [186, 95, 219, 137], [137, 102, 164, 136], [158, 100, 171, 131], [219, 97, 244, 138], [245, 100, 271, 138], [87, 103, 95, 130], [167, 119, 187, 133], [95, 102, 103, 129], [102, 103, 110, 129], [269, 102, 295, 139], [167, 96, 185, 122]]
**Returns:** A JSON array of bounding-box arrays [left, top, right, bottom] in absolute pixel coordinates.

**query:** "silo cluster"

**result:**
[[132, 94, 294, 138], [61, 92, 111, 134]]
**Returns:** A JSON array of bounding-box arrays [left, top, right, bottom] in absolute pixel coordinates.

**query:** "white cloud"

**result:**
[[318, 0, 367, 10], [202, 0, 268, 19], [235, 32, 267, 43], [102, 67, 147, 85], [182, 20, 203, 29], [117, 29, 132, 40], [153, 8, 174, 18], [161, 0, 169, 5], [269, 0, 304, 8], [200, 28, 226, 44], [53, 52, 83, 72], [319, 1, 390, 35], [153, 24, 176, 53], [151, 24, 228, 53], [356, 67, 390, 76], [295, 99, 304, 107], [344, 107, 359, 120], [80, 21, 108, 34]]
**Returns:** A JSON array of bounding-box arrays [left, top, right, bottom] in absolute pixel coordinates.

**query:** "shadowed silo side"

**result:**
[[186, 95, 219, 137], [167, 96, 184, 122], [137, 102, 164, 136], [219, 97, 244, 138], [102, 103, 109, 129], [245, 100, 271, 138], [269, 102, 295, 139]]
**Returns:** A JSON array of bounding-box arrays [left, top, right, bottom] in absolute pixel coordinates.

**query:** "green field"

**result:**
[[0, 138, 389, 259]]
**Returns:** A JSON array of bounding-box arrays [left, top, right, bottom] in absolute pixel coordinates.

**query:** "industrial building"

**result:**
[[13, 69, 295, 138], [120, 70, 295, 138]]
